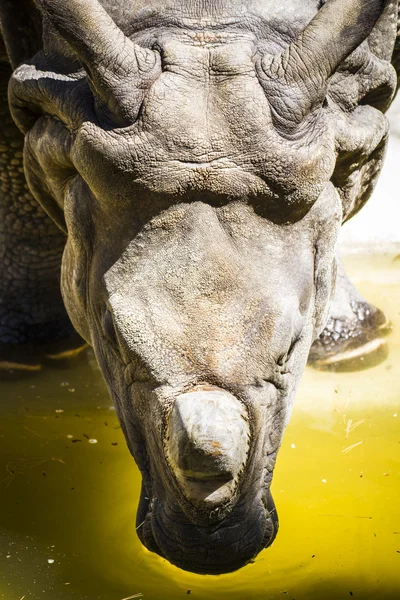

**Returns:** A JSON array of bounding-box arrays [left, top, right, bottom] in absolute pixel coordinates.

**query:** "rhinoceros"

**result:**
[[0, 0, 398, 575]]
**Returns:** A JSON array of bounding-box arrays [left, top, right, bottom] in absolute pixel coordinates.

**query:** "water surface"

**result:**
[[0, 254, 399, 599]]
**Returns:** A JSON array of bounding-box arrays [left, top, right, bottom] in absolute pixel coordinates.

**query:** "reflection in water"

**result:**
[[0, 254, 399, 600]]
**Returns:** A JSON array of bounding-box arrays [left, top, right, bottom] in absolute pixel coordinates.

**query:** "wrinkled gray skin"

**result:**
[[0, 0, 399, 575]]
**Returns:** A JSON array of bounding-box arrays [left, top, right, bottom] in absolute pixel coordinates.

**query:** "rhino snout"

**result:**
[[166, 387, 250, 509]]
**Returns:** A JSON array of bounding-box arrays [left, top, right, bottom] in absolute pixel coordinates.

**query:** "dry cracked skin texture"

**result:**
[[0, 0, 399, 574]]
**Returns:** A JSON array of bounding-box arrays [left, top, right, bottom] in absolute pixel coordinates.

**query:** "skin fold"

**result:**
[[0, 0, 399, 574]]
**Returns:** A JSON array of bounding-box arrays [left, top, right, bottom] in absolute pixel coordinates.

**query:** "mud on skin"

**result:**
[[0, 0, 399, 574]]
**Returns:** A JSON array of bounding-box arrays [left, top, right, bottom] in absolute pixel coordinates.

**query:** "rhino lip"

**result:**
[[135, 484, 279, 574]]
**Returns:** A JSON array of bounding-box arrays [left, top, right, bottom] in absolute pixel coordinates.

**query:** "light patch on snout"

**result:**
[[166, 386, 250, 509]]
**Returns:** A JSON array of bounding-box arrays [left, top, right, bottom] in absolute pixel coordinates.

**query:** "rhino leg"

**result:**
[[308, 257, 391, 371], [0, 60, 85, 371]]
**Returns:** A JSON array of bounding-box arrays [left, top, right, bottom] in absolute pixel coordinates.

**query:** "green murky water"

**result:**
[[0, 254, 399, 600]]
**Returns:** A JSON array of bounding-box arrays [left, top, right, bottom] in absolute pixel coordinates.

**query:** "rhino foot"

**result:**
[[308, 259, 391, 372]]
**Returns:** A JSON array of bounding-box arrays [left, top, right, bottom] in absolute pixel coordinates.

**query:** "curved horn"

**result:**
[[287, 0, 386, 81], [35, 0, 159, 124], [262, 0, 386, 124]]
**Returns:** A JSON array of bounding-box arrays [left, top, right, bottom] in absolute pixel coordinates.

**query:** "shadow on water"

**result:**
[[0, 253, 399, 600]]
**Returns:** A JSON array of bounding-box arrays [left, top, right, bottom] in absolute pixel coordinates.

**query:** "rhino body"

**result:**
[[0, 0, 398, 574]]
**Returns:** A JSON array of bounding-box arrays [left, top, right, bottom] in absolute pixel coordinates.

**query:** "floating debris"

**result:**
[[321, 479, 327, 483], [121, 594, 143, 600], [291, 443, 296, 449], [345, 419, 366, 440], [88, 439, 98, 444], [47, 559, 54, 564], [23, 426, 42, 438], [55, 409, 64, 413], [342, 441, 363, 454]]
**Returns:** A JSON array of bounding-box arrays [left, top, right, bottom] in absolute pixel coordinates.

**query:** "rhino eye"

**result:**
[[124, 358, 151, 385], [103, 309, 119, 348], [277, 337, 300, 367]]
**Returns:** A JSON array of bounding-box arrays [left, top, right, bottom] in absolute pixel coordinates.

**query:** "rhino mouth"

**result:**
[[135, 481, 278, 575]]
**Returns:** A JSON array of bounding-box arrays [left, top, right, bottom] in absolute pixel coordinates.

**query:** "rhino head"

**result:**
[[9, 0, 395, 574]]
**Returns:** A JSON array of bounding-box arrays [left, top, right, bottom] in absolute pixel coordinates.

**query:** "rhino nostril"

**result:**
[[180, 475, 235, 507], [167, 386, 250, 507]]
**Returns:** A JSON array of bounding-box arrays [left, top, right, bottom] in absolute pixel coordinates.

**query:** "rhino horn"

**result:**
[[262, 0, 386, 124], [167, 387, 250, 509], [35, 0, 159, 124]]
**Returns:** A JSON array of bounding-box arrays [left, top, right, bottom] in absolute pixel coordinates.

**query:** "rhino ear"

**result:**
[[0, 0, 42, 68], [325, 1, 399, 116], [34, 0, 161, 126], [261, 0, 387, 125], [282, 0, 386, 85]]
